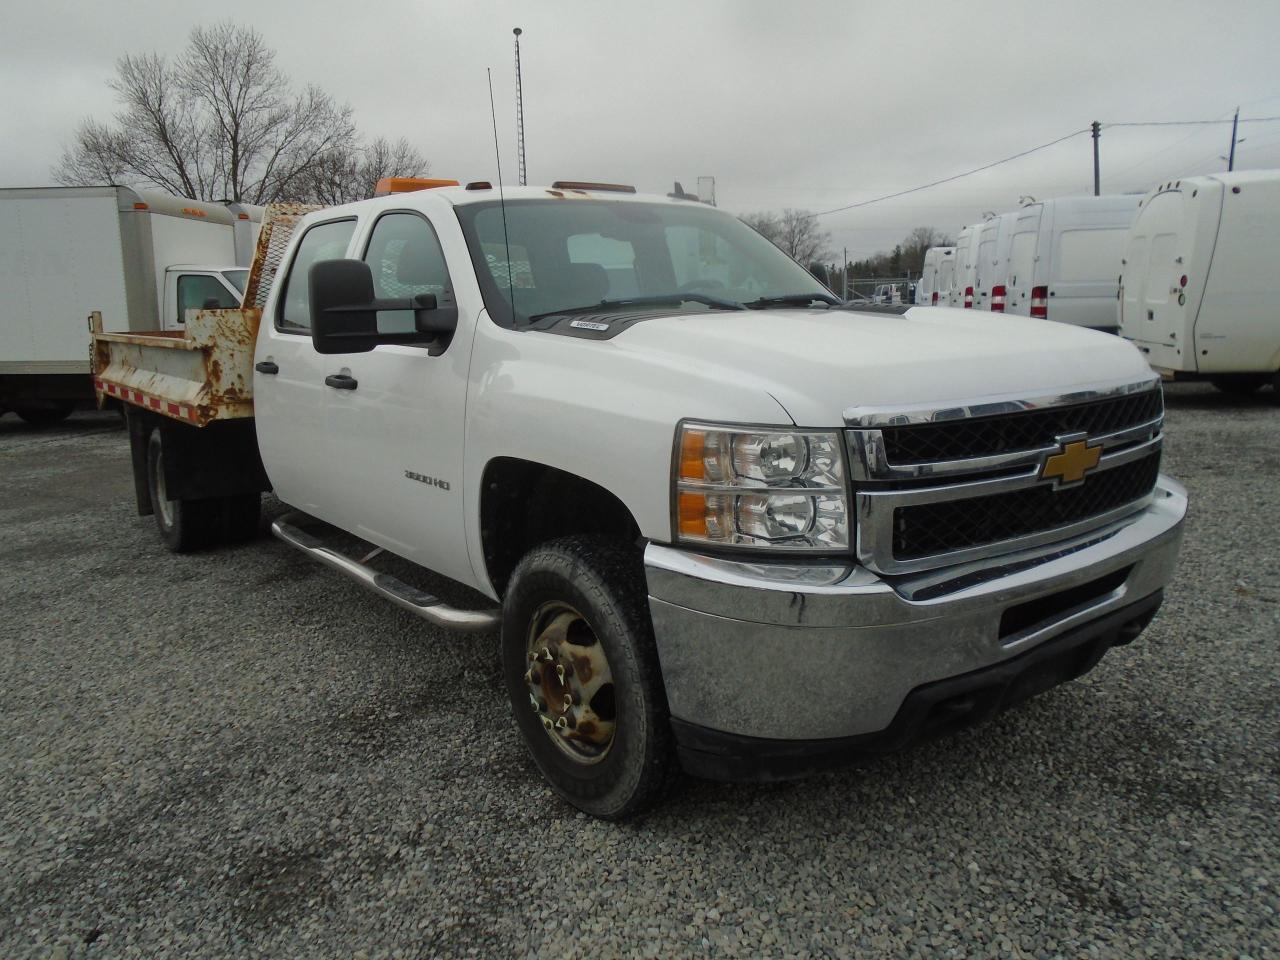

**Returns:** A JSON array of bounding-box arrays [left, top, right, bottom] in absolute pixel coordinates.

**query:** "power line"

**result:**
[[814, 129, 1090, 217], [1106, 115, 1280, 128], [813, 115, 1280, 219]]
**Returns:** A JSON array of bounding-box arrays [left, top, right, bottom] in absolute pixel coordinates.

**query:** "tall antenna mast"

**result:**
[[513, 27, 527, 186]]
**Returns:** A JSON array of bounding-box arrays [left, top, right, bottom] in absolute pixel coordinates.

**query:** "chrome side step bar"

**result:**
[[271, 512, 499, 633]]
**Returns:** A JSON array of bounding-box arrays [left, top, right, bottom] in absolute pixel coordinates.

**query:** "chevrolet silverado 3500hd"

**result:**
[[94, 181, 1187, 819]]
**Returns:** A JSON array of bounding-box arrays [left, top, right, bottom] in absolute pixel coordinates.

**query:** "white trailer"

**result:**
[[915, 246, 956, 305], [1004, 195, 1140, 331], [1119, 171, 1280, 394], [0, 186, 256, 424]]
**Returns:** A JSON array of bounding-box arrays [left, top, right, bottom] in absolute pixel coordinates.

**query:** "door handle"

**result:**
[[325, 373, 358, 390], [255, 361, 279, 375]]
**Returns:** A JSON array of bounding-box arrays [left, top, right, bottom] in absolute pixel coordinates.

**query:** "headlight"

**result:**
[[673, 423, 850, 551]]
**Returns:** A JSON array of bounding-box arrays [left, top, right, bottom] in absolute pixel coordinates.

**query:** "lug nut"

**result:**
[[562, 693, 573, 709], [541, 716, 554, 731], [554, 716, 568, 731], [556, 664, 566, 684], [540, 647, 554, 663]]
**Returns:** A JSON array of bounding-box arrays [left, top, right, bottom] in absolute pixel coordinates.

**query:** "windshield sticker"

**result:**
[[569, 320, 611, 331]]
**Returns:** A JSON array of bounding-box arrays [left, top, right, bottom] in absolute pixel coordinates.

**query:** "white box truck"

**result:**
[[0, 186, 257, 424], [915, 246, 956, 305], [1118, 171, 1280, 395], [1004, 195, 1140, 332]]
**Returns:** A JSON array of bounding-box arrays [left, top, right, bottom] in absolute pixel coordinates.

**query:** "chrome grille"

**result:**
[[846, 378, 1164, 574], [893, 451, 1161, 560], [879, 389, 1164, 464]]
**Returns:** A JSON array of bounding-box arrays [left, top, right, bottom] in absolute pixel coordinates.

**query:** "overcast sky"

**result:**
[[5, 0, 1280, 261]]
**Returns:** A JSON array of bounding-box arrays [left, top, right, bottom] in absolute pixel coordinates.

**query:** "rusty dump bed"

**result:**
[[92, 308, 260, 425], [90, 201, 318, 427]]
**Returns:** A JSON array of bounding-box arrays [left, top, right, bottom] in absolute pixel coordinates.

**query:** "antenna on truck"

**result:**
[[487, 67, 517, 326]]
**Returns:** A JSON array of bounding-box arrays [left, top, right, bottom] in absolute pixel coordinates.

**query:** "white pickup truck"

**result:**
[[94, 181, 1187, 819]]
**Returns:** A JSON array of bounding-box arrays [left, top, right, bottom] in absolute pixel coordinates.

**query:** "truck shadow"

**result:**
[[0, 407, 123, 437], [1160, 382, 1277, 411]]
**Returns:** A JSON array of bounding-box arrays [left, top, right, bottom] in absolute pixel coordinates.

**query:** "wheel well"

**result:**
[[480, 458, 642, 597]]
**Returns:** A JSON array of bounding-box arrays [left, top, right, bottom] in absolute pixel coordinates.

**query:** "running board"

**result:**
[[271, 513, 499, 633]]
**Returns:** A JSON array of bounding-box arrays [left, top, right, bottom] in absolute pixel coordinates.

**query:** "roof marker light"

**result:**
[[373, 177, 460, 197]]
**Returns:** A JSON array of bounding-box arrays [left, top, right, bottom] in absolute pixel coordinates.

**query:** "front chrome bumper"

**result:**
[[644, 476, 1187, 750]]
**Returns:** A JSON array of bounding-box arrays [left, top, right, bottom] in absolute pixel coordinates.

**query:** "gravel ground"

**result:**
[[1, 385, 1276, 959]]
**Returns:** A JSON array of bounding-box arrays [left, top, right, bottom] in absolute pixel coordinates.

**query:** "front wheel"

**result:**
[[502, 536, 674, 820]]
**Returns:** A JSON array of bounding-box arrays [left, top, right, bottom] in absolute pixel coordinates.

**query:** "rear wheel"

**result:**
[[222, 493, 262, 543], [146, 430, 221, 552], [502, 536, 674, 820], [1210, 374, 1269, 396], [15, 404, 75, 427]]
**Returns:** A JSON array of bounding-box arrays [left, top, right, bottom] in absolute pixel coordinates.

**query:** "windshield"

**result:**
[[222, 269, 249, 294], [454, 199, 832, 326]]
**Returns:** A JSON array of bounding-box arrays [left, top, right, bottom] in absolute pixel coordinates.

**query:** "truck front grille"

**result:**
[[892, 452, 1162, 560], [845, 379, 1165, 574], [879, 388, 1164, 464]]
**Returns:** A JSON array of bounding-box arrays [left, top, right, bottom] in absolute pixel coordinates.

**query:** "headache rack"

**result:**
[[845, 378, 1165, 575]]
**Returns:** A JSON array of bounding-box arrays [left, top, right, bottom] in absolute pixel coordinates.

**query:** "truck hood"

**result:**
[[615, 306, 1155, 427]]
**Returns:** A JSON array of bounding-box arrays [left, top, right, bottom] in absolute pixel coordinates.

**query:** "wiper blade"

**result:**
[[742, 292, 841, 308], [529, 292, 745, 322]]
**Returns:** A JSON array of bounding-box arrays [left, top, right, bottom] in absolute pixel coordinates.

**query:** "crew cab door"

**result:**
[[254, 218, 359, 514], [316, 207, 478, 587]]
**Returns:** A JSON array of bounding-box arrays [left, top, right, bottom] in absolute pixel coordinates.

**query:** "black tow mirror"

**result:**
[[310, 259, 379, 355], [309, 261, 459, 356]]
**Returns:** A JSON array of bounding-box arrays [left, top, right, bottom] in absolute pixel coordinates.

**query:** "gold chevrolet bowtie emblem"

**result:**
[[1040, 438, 1102, 487]]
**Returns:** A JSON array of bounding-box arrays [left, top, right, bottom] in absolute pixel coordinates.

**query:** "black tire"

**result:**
[[502, 536, 674, 820], [146, 430, 221, 553], [15, 404, 75, 427], [222, 493, 262, 544], [1209, 374, 1269, 396]]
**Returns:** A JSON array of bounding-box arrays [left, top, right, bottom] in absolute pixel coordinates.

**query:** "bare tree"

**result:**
[[850, 226, 956, 278], [54, 23, 424, 204], [741, 209, 831, 264], [300, 137, 431, 206], [740, 211, 783, 246], [776, 209, 832, 265], [899, 226, 955, 275]]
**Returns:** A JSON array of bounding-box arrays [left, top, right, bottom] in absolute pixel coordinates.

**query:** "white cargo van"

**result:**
[[1119, 171, 1280, 394], [1004, 195, 1139, 331], [915, 246, 955, 305], [952, 223, 985, 307], [973, 213, 1016, 312], [0, 187, 256, 424]]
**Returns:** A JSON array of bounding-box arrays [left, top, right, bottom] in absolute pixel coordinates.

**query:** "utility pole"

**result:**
[[513, 28, 527, 186], [1091, 121, 1101, 196], [1228, 107, 1239, 171], [842, 247, 849, 300]]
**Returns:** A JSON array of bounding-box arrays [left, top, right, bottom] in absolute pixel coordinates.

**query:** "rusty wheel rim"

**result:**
[[523, 602, 617, 765]]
